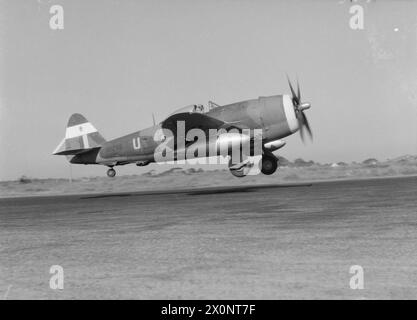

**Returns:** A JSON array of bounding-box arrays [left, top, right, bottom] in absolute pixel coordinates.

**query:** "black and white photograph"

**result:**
[[1, 0, 417, 306]]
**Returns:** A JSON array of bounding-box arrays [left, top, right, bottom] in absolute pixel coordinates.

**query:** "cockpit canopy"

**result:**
[[168, 101, 220, 117]]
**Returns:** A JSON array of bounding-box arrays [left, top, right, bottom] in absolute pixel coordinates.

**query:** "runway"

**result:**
[[1, 176, 417, 299]]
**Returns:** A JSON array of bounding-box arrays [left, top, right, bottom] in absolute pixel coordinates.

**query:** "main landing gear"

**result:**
[[107, 167, 116, 178], [228, 153, 279, 177], [260, 154, 278, 175]]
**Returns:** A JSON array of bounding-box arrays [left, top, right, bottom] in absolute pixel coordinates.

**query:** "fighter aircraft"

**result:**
[[53, 77, 312, 178]]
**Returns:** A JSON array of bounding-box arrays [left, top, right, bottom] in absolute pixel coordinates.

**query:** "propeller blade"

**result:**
[[297, 113, 305, 142], [301, 111, 313, 140], [286, 75, 312, 143], [286, 75, 299, 105], [296, 78, 301, 103]]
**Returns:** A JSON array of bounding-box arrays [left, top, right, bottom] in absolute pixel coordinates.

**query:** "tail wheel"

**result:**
[[260, 155, 278, 175], [107, 168, 116, 178]]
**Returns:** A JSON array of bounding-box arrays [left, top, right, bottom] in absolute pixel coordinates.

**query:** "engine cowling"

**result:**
[[258, 95, 299, 141]]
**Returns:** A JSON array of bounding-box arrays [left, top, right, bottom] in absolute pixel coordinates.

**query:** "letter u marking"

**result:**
[[133, 137, 141, 150]]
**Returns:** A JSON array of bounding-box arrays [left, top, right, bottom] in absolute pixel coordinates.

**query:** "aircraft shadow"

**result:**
[[80, 183, 312, 199]]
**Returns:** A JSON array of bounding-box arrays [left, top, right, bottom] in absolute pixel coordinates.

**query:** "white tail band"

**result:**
[[65, 123, 97, 139]]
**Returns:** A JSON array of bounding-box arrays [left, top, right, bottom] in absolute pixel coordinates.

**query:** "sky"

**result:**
[[0, 0, 416, 180]]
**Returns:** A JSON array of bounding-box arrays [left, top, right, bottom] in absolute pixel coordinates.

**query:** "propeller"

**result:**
[[286, 75, 312, 142]]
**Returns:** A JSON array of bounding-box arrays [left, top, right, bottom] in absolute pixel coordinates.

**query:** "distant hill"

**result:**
[[292, 158, 315, 167], [388, 155, 417, 163], [362, 158, 379, 165], [277, 156, 291, 166]]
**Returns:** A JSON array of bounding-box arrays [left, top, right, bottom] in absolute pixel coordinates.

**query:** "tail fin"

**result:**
[[53, 113, 106, 155]]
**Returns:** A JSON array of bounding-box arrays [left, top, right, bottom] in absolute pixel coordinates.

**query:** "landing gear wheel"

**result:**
[[260, 155, 278, 175], [107, 168, 116, 178]]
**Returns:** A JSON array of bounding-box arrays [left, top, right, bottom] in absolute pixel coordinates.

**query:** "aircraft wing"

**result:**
[[161, 112, 226, 139], [161, 112, 249, 139]]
